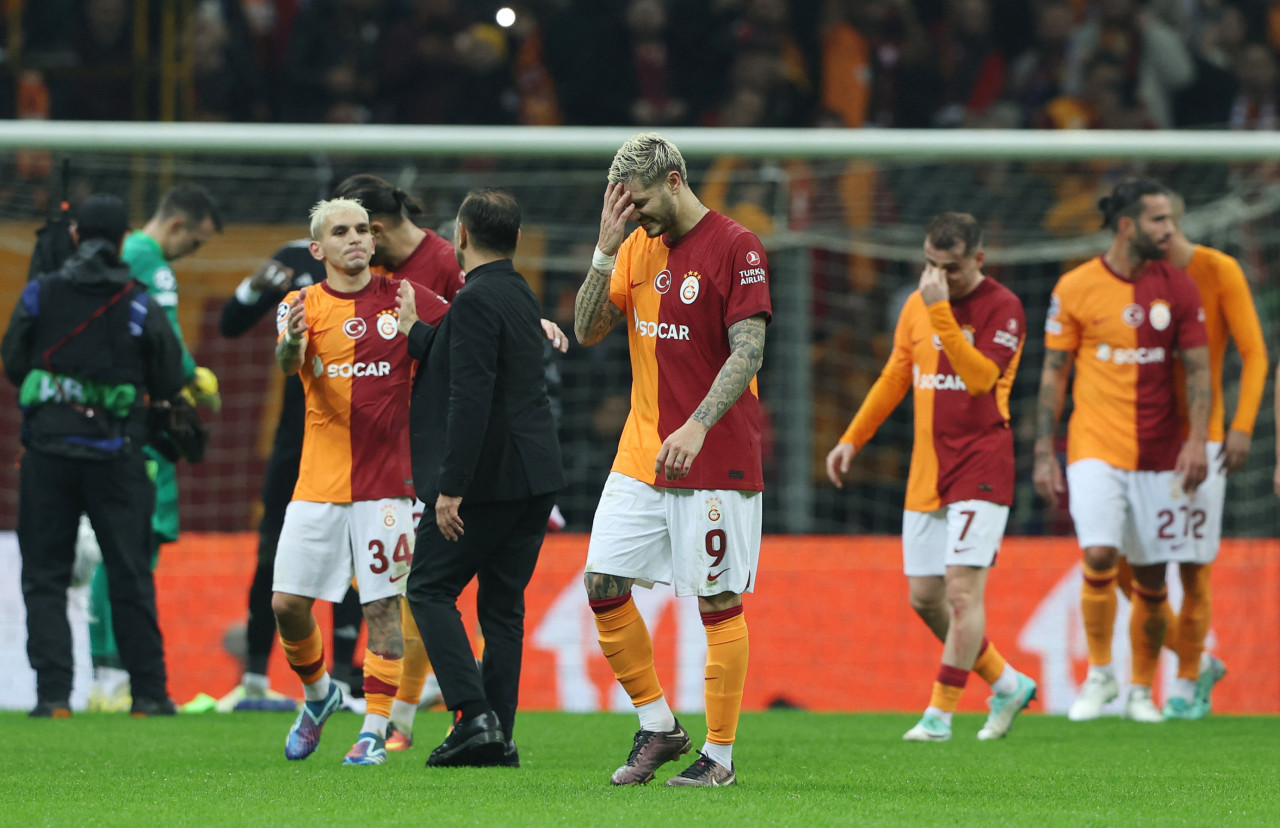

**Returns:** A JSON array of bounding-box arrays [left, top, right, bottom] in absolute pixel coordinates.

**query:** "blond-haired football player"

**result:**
[[575, 133, 769, 787], [271, 198, 445, 765]]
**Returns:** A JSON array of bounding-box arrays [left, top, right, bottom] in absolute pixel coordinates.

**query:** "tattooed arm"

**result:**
[[1176, 345, 1210, 492], [574, 264, 624, 346], [575, 182, 630, 346], [1032, 347, 1073, 503], [654, 314, 767, 481]]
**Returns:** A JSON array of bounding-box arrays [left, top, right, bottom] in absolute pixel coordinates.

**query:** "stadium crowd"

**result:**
[[2, 0, 1279, 134]]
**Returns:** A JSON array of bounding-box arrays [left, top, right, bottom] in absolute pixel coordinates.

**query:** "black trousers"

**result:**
[[407, 492, 555, 741], [17, 448, 168, 703]]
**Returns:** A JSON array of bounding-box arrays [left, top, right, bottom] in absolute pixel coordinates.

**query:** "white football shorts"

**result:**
[[273, 497, 415, 603], [1068, 458, 1199, 565], [902, 500, 1009, 577], [1186, 441, 1226, 564], [585, 471, 762, 597]]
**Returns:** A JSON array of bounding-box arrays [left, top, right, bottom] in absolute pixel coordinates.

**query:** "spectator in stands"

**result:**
[[1039, 54, 1155, 130], [724, 0, 813, 127], [537, 0, 616, 125], [191, 1, 270, 122], [240, 0, 300, 117], [60, 0, 134, 121], [931, 0, 1008, 127], [1226, 41, 1280, 193], [376, 0, 476, 125], [282, 0, 386, 123], [1062, 0, 1193, 128], [1172, 3, 1247, 128], [620, 0, 692, 127], [1229, 41, 1279, 131], [451, 23, 519, 125], [818, 0, 872, 128], [507, 2, 564, 126], [1008, 1, 1076, 125], [824, 0, 939, 128]]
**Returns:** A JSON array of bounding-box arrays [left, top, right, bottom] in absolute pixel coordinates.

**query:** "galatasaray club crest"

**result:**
[[706, 495, 722, 522], [680, 272, 701, 305], [377, 310, 399, 340], [1148, 300, 1171, 332], [381, 504, 398, 527]]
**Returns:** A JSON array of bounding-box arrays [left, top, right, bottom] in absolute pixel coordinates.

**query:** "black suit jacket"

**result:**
[[407, 259, 564, 504]]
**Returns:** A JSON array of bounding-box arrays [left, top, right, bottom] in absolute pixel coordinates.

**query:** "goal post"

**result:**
[[0, 123, 1273, 537]]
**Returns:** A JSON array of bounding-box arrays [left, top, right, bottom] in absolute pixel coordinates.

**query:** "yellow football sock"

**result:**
[[1081, 564, 1119, 666], [591, 594, 664, 706], [1174, 563, 1212, 681], [280, 623, 326, 685], [929, 665, 969, 714], [363, 649, 401, 719], [703, 607, 749, 746], [971, 638, 1007, 686], [1130, 583, 1168, 687]]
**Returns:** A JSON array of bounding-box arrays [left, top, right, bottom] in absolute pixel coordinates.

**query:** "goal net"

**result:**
[[0, 126, 1274, 539]]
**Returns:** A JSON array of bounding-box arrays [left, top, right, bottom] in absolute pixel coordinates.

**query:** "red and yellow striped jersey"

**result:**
[[608, 211, 772, 491], [1174, 245, 1268, 440], [1045, 257, 1207, 470], [278, 277, 437, 503], [841, 278, 1025, 511]]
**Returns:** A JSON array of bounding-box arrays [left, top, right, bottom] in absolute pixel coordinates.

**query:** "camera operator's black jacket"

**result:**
[[2, 238, 185, 459]]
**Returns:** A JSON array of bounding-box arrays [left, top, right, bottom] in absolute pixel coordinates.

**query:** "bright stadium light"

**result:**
[[496, 7, 516, 27]]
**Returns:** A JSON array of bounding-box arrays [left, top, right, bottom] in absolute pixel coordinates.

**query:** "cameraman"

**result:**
[[2, 194, 186, 717]]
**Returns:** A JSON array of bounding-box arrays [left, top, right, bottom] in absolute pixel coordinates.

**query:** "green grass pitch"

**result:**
[[2, 710, 1277, 826]]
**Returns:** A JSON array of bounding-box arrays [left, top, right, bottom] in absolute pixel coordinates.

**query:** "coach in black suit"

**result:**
[[397, 188, 564, 768]]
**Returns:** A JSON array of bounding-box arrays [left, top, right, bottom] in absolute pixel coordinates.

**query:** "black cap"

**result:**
[[75, 194, 129, 245]]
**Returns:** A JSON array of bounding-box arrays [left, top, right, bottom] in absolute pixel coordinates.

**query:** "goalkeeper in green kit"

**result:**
[[87, 185, 224, 713]]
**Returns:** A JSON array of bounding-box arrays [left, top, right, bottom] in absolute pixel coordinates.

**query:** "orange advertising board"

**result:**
[[153, 533, 1280, 714]]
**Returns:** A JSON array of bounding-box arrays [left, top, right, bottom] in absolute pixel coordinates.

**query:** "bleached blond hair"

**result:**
[[607, 132, 687, 188], [308, 197, 368, 240]]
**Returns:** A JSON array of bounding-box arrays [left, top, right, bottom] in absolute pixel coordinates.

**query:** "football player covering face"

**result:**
[[921, 237, 985, 304], [621, 175, 681, 239]]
